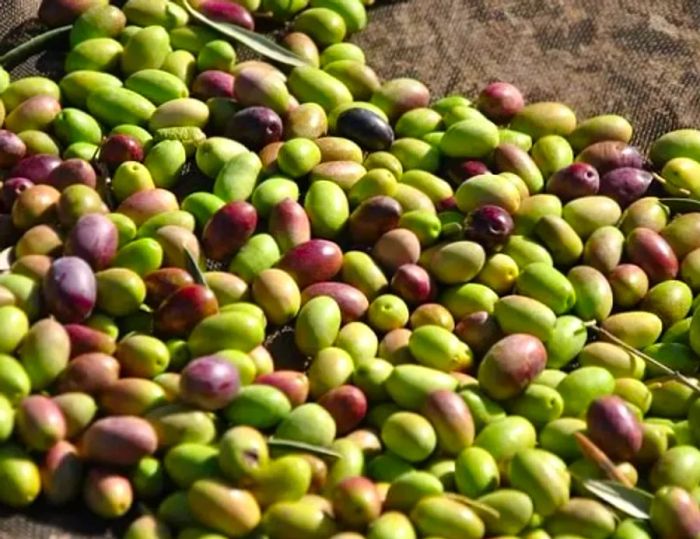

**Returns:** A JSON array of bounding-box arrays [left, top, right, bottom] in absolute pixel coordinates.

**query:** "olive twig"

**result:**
[[176, 0, 308, 67], [573, 432, 633, 487], [652, 172, 692, 197], [0, 25, 71, 68], [584, 321, 700, 394]]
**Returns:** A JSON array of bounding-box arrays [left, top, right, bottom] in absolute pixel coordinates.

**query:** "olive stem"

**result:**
[[0, 25, 71, 68], [652, 172, 692, 197], [584, 321, 700, 394], [573, 432, 633, 487]]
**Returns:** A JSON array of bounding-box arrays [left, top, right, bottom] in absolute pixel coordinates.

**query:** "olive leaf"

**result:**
[[178, 0, 308, 67], [582, 479, 653, 520], [444, 493, 500, 520], [660, 197, 700, 214], [0, 25, 71, 68], [267, 438, 342, 459], [184, 247, 209, 288]]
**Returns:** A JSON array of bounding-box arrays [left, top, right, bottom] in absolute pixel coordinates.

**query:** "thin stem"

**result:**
[[0, 25, 71, 68], [653, 172, 692, 197], [585, 321, 700, 394], [574, 432, 633, 487]]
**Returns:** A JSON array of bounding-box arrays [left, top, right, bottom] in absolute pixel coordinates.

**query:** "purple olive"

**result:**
[[99, 135, 144, 170], [463, 204, 514, 251], [587, 395, 643, 461], [82, 417, 157, 467], [599, 167, 652, 208], [58, 353, 120, 395], [9, 154, 61, 184], [225, 106, 283, 151], [335, 108, 395, 151], [301, 282, 369, 323], [318, 385, 367, 435], [455, 311, 503, 357], [41, 440, 83, 506], [65, 324, 116, 358], [391, 263, 435, 305], [626, 228, 679, 283], [444, 159, 490, 184], [192, 70, 235, 100], [546, 162, 600, 201], [269, 198, 312, 253], [349, 195, 402, 245], [154, 284, 219, 338], [16, 395, 66, 451], [256, 370, 309, 407], [180, 355, 240, 411], [144, 268, 195, 308], [477, 82, 525, 123], [477, 333, 547, 400], [199, 0, 255, 30], [372, 228, 421, 274], [202, 201, 258, 262], [44, 256, 97, 323], [64, 213, 118, 270], [47, 158, 97, 191], [277, 239, 343, 288], [576, 141, 644, 174], [1, 177, 34, 212], [0, 130, 27, 168], [38, 0, 103, 26]]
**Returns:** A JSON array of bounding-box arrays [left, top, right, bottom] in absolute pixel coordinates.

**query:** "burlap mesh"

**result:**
[[0, 0, 699, 536]]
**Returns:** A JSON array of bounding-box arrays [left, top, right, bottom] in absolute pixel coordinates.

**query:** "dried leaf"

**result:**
[[574, 432, 633, 487]]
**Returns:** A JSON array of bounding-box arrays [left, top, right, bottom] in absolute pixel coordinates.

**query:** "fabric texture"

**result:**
[[0, 0, 699, 536]]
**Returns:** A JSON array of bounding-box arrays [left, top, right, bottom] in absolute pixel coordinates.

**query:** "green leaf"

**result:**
[[582, 479, 653, 519], [178, 0, 308, 67], [267, 438, 342, 459], [184, 247, 208, 288], [0, 25, 71, 68], [660, 197, 700, 214]]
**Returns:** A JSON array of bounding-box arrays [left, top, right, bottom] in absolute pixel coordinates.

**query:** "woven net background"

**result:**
[[0, 0, 699, 536]]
